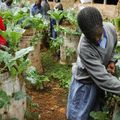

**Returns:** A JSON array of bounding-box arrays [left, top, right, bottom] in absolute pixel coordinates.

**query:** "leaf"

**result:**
[[0, 90, 10, 109], [114, 112, 120, 120], [0, 50, 14, 71], [24, 110, 39, 120], [12, 47, 34, 61], [48, 9, 64, 24], [18, 59, 29, 74], [115, 17, 120, 31], [90, 111, 108, 120], [14, 91, 26, 100], [10, 67, 17, 77], [9, 31, 22, 43]]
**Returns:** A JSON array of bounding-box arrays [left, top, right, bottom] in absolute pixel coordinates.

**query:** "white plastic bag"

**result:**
[[80, 0, 92, 3]]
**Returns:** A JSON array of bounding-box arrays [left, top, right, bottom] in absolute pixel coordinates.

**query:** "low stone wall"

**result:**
[[0, 72, 26, 120], [20, 29, 43, 74], [60, 33, 80, 64]]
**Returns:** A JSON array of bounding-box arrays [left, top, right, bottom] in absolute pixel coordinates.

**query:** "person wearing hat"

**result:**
[[67, 7, 120, 120]]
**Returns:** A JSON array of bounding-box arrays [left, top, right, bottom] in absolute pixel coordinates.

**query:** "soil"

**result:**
[[27, 80, 68, 120], [61, 19, 76, 30]]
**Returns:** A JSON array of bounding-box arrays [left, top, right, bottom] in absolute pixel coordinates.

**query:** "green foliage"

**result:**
[[115, 45, 120, 78], [114, 112, 120, 120], [65, 9, 77, 26], [0, 12, 34, 76], [30, 32, 43, 46], [0, 8, 29, 26], [21, 14, 49, 30], [26, 66, 49, 90], [55, 25, 81, 35], [13, 91, 26, 101], [51, 67, 71, 88], [24, 110, 39, 120], [115, 46, 120, 54], [115, 17, 120, 31], [115, 65, 120, 78], [13, 0, 30, 8], [52, 9, 81, 35], [0, 11, 13, 24], [0, 46, 33, 76], [41, 51, 71, 88], [90, 111, 109, 120], [13, 10, 29, 25], [50, 37, 63, 52], [0, 90, 10, 109], [48, 9, 65, 26], [25, 96, 39, 120], [0, 28, 24, 52], [66, 47, 76, 57], [65, 47, 76, 64], [12, 47, 34, 60], [0, 3, 49, 119]]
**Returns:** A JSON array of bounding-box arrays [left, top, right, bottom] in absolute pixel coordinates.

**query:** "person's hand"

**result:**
[[107, 62, 116, 75]]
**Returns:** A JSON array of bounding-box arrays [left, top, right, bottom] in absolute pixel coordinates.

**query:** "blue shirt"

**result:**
[[98, 28, 107, 49], [31, 4, 43, 16]]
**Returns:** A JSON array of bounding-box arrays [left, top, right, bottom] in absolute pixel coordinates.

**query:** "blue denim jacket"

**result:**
[[31, 4, 43, 16]]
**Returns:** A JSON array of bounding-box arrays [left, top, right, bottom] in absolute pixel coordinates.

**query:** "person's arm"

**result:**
[[107, 39, 117, 74], [107, 23, 118, 74], [80, 49, 120, 95], [109, 24, 118, 64]]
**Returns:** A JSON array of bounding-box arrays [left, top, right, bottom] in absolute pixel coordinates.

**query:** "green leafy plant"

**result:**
[[114, 112, 120, 120], [0, 90, 10, 109], [21, 14, 49, 30], [13, 91, 26, 101], [55, 25, 81, 35], [41, 51, 71, 88], [24, 96, 39, 120], [90, 111, 109, 120], [66, 47, 76, 58], [115, 17, 120, 31], [50, 36, 63, 53], [115, 65, 120, 79], [0, 4, 48, 119], [0, 9, 29, 26], [26, 66, 49, 90], [65, 9, 77, 26], [0, 46, 33, 76], [30, 32, 44, 46], [48, 9, 65, 26]]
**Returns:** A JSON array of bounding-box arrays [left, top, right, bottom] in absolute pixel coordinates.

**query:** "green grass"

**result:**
[[41, 50, 71, 88]]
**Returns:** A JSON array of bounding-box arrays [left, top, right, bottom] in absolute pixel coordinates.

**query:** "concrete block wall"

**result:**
[[20, 29, 43, 74]]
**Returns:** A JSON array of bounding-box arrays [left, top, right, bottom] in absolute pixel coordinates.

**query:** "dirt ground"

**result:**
[[27, 80, 68, 120]]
